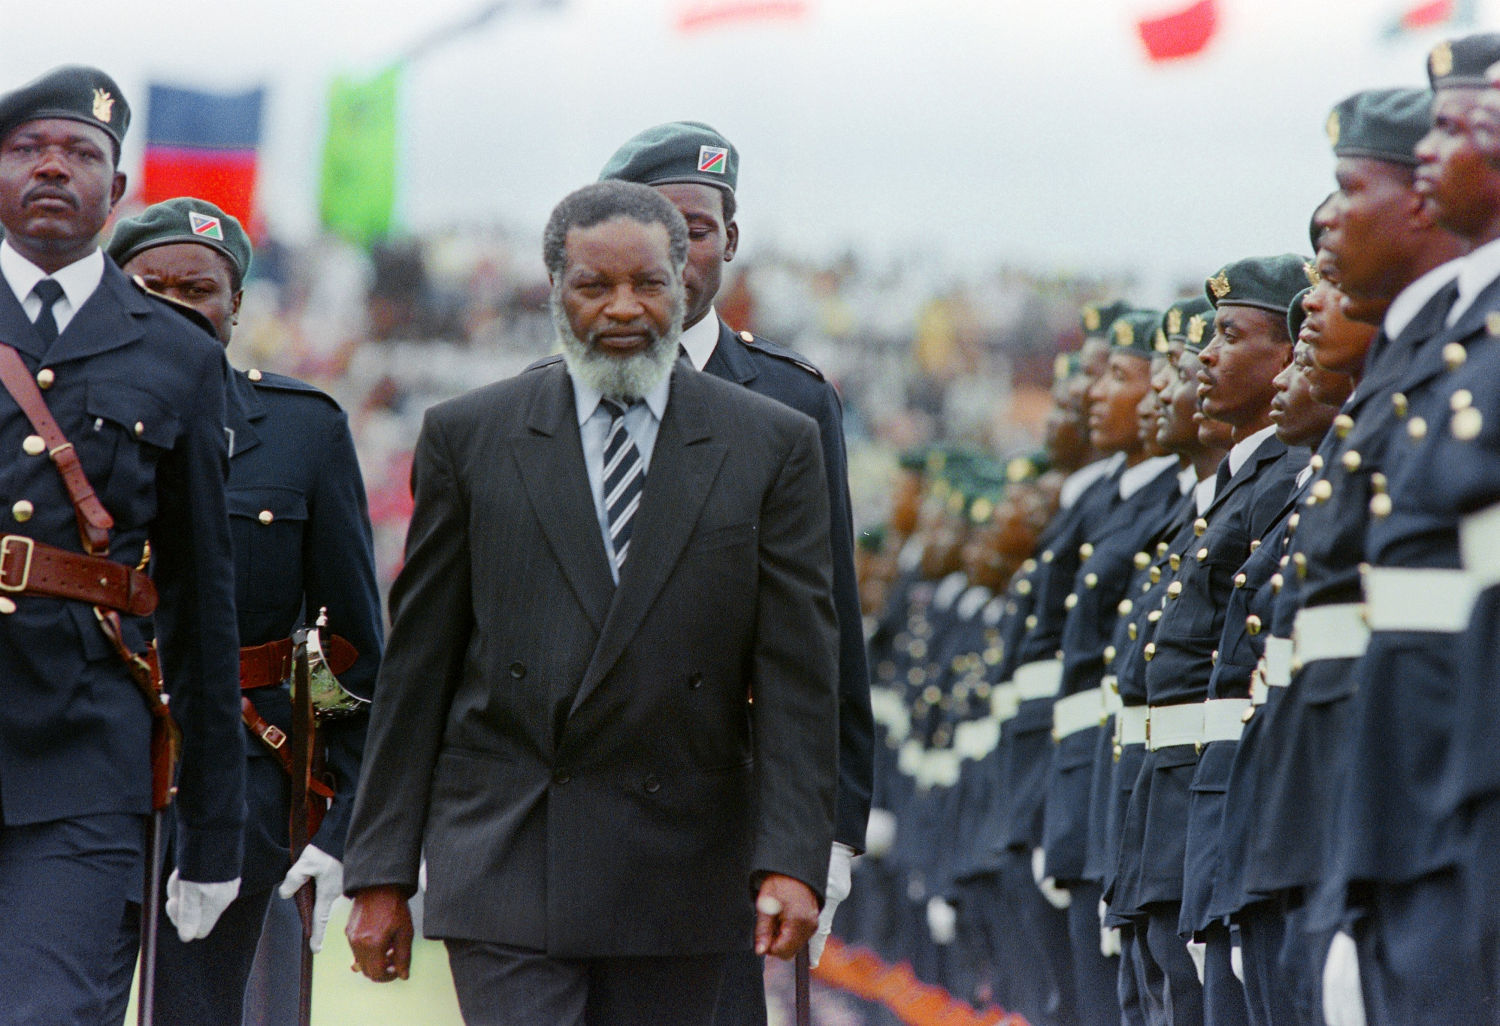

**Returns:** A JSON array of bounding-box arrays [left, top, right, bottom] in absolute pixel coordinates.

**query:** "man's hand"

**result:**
[[165, 871, 240, 942], [346, 885, 414, 982], [754, 874, 820, 960], [278, 844, 343, 952]]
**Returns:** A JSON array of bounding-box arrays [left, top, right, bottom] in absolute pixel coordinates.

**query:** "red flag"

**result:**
[[1137, 0, 1219, 61], [1401, 0, 1456, 29], [676, 1, 807, 33]]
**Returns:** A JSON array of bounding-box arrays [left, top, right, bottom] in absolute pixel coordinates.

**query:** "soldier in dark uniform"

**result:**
[[598, 122, 872, 1022], [1322, 37, 1500, 1025], [105, 198, 383, 1025], [0, 66, 244, 1025]]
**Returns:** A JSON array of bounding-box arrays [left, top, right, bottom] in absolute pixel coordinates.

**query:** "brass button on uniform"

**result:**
[[1134, 552, 1150, 570], [248, 368, 263, 382], [1234, 573, 1247, 588], [1104, 645, 1117, 663], [1150, 567, 1162, 583], [1444, 342, 1466, 369], [1453, 407, 1484, 441], [1246, 615, 1262, 635], [1143, 643, 1157, 661], [258, 510, 274, 525], [35, 368, 54, 389], [1167, 581, 1183, 598], [11, 500, 32, 523], [1408, 417, 1428, 440], [1129, 623, 1139, 640], [688, 672, 704, 689], [1392, 394, 1408, 417], [1025, 614, 1038, 630], [1452, 389, 1474, 411], [1079, 543, 1094, 559], [1194, 518, 1208, 536], [1084, 573, 1098, 589], [1170, 554, 1181, 571], [509, 662, 527, 679], [1371, 493, 1393, 518], [1312, 480, 1333, 502], [1310, 454, 1325, 470], [134, 421, 145, 437], [1334, 414, 1355, 437], [1064, 593, 1079, 610], [1196, 547, 1209, 561], [1041, 550, 1054, 563], [1147, 609, 1162, 623], [1342, 450, 1362, 472], [1250, 539, 1262, 553], [1270, 572, 1284, 592], [0, 596, 15, 614], [1118, 599, 1133, 616], [1016, 579, 1032, 596], [22, 435, 44, 456]]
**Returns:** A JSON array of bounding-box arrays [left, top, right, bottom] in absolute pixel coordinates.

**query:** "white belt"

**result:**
[[1116, 704, 1148, 746], [1363, 566, 1481, 633], [1014, 658, 1064, 701], [1053, 688, 1103, 740], [1147, 702, 1203, 751], [1253, 637, 1294, 706], [916, 749, 961, 789], [954, 717, 1001, 761], [1202, 698, 1251, 743], [991, 682, 1019, 723], [1461, 502, 1500, 586], [1293, 604, 1370, 664]]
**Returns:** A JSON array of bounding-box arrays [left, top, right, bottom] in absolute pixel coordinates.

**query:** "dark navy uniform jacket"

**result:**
[[0, 259, 243, 882], [1043, 459, 1181, 884], [1333, 273, 1500, 890], [1127, 435, 1300, 913], [1247, 284, 1456, 900], [703, 321, 873, 852], [224, 368, 383, 892]]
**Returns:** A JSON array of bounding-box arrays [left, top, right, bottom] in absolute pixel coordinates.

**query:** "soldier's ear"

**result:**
[[724, 219, 738, 263], [109, 171, 126, 209]]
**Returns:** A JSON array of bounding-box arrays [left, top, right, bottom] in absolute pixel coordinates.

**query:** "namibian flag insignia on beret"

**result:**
[[698, 145, 728, 173], [189, 211, 223, 240]]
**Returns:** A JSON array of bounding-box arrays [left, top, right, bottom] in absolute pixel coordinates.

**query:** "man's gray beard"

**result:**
[[550, 291, 683, 403]]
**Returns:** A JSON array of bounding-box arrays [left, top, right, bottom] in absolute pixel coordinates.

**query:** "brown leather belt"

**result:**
[[0, 533, 157, 616], [144, 633, 358, 691]]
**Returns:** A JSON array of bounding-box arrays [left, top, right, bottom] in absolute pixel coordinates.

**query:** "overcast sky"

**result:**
[[4, 0, 1496, 292]]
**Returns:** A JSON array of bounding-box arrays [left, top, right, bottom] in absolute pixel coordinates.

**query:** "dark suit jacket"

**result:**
[[0, 259, 244, 882], [703, 320, 873, 852], [343, 360, 839, 958]]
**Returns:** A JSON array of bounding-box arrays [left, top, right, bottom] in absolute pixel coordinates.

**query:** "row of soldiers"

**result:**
[[841, 32, 1500, 1026]]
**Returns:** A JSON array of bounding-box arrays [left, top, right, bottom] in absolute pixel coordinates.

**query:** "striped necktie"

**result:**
[[600, 398, 645, 572]]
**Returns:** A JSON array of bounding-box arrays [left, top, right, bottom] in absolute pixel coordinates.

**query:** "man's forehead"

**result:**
[[564, 217, 672, 265], [4, 116, 112, 148]]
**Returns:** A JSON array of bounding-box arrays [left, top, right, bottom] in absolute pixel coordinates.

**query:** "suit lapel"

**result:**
[[0, 268, 47, 362], [571, 367, 729, 716], [1204, 436, 1286, 520], [513, 365, 615, 632], [41, 263, 146, 366], [225, 370, 264, 460]]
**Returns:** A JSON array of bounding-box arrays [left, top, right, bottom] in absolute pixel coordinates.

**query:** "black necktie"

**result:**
[[1215, 457, 1233, 496], [600, 399, 645, 573], [31, 279, 64, 345]]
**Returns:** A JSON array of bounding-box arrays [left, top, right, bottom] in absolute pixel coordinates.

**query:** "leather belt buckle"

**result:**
[[261, 724, 288, 749], [0, 535, 34, 592]]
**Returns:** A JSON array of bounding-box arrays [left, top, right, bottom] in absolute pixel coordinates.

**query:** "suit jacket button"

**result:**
[[688, 671, 704, 689], [644, 775, 661, 794], [554, 771, 571, 785], [509, 662, 526, 679]]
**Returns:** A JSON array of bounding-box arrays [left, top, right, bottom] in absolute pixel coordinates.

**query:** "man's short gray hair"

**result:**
[[542, 180, 689, 278]]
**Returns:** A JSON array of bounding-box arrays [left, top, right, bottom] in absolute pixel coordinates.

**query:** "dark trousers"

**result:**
[[709, 951, 767, 1026], [1141, 907, 1203, 1026], [1119, 925, 1149, 1026], [1067, 880, 1122, 1025], [1356, 869, 1486, 1026], [999, 849, 1075, 1026], [243, 891, 304, 1026], [1234, 900, 1305, 1026], [445, 940, 729, 1026], [0, 813, 145, 1026], [1200, 923, 1248, 1026], [153, 883, 276, 1025]]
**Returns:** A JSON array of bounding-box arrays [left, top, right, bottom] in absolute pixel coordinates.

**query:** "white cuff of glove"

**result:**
[[1186, 939, 1207, 985], [277, 844, 344, 953], [1231, 940, 1244, 983], [1323, 930, 1368, 1026], [807, 843, 856, 968], [1032, 847, 1071, 909], [864, 809, 896, 858], [1098, 898, 1121, 956], [165, 870, 241, 942], [926, 896, 958, 945]]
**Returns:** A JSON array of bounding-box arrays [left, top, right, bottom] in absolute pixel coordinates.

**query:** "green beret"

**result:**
[[1109, 309, 1162, 361], [108, 197, 253, 283], [1205, 253, 1311, 315], [599, 121, 738, 194], [0, 65, 130, 155], [1426, 33, 1500, 90], [1080, 299, 1132, 340], [1288, 286, 1313, 342], [1325, 88, 1432, 167], [1159, 297, 1215, 353]]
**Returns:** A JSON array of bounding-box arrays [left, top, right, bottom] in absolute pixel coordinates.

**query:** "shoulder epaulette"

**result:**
[[735, 329, 825, 381], [129, 274, 218, 337], [243, 369, 342, 409]]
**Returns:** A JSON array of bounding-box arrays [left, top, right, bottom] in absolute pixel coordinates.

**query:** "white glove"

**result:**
[[1032, 847, 1071, 909], [864, 808, 897, 857], [1186, 939, 1207, 985], [1323, 930, 1368, 1026], [277, 844, 344, 952], [807, 843, 855, 968], [1098, 898, 1121, 957], [165, 870, 241, 942], [927, 896, 958, 945], [1231, 940, 1244, 983]]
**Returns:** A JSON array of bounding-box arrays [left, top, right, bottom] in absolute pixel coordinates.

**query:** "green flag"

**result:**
[[319, 66, 400, 246]]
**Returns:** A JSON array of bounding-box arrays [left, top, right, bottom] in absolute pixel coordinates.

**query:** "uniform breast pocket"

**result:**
[[229, 487, 308, 612], [83, 382, 179, 523]]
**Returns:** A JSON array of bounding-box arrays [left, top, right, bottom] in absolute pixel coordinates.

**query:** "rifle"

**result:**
[[289, 629, 316, 1026]]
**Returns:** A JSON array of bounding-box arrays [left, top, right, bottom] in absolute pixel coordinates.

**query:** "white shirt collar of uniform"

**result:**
[[1194, 475, 1217, 515], [1385, 257, 1462, 339], [1, 239, 104, 322], [1227, 423, 1277, 478], [1448, 235, 1500, 327], [570, 364, 672, 427], [1177, 465, 1198, 496], [1059, 452, 1124, 509], [1296, 463, 1316, 489], [1118, 454, 1179, 501], [679, 307, 720, 371]]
